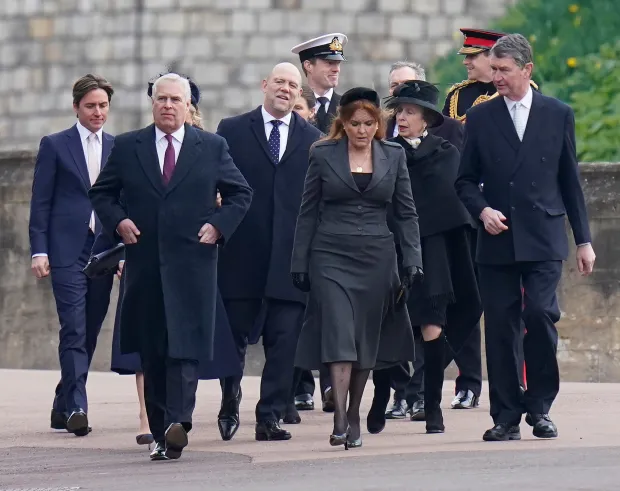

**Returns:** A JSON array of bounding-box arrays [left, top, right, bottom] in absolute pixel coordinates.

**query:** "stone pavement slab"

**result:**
[[1, 369, 620, 490]]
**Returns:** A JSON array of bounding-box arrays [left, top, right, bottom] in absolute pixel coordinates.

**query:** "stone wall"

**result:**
[[1, 151, 619, 381], [0, 0, 517, 151]]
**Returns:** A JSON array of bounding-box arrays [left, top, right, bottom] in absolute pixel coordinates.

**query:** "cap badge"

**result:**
[[329, 37, 343, 53]]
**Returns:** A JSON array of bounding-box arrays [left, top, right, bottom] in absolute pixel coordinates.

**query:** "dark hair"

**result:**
[[324, 100, 386, 142], [300, 85, 317, 109], [72, 74, 114, 107], [301, 58, 317, 77]]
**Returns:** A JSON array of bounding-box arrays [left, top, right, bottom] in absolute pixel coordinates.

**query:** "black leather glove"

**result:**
[[396, 266, 423, 309], [291, 272, 311, 293]]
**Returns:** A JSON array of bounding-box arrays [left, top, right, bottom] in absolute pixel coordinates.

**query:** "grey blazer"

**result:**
[[291, 137, 422, 273]]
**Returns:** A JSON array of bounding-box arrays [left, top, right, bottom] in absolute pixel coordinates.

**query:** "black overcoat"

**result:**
[[216, 106, 323, 305], [88, 123, 252, 360]]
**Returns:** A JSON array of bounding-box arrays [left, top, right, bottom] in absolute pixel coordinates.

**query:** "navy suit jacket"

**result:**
[[216, 107, 323, 304], [455, 90, 591, 265], [28, 124, 115, 267]]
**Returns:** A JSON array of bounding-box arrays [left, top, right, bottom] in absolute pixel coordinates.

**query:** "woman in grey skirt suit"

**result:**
[[290, 88, 423, 449]]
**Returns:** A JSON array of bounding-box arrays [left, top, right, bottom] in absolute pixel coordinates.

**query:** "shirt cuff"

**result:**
[[577, 242, 591, 247], [32, 253, 48, 258]]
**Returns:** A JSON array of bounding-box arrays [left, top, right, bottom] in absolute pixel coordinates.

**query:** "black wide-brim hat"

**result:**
[[384, 80, 444, 127], [339, 87, 381, 108]]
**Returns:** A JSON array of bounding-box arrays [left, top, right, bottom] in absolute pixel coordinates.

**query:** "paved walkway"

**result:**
[[1, 369, 620, 490]]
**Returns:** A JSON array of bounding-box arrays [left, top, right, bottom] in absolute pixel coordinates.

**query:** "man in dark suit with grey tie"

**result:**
[[216, 62, 322, 442], [455, 34, 596, 442], [29, 74, 116, 437], [89, 73, 252, 460]]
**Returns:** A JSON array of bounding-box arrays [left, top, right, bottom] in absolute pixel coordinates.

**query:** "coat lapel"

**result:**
[[250, 107, 276, 166], [364, 140, 389, 193], [165, 124, 201, 195], [135, 124, 165, 196], [489, 97, 521, 153], [101, 132, 114, 169], [66, 125, 90, 189], [512, 91, 546, 177], [326, 139, 359, 193], [279, 113, 302, 165]]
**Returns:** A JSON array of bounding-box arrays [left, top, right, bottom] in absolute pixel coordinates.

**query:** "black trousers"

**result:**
[[50, 232, 113, 414], [478, 261, 562, 425], [294, 367, 332, 400], [222, 298, 304, 422], [140, 295, 199, 444]]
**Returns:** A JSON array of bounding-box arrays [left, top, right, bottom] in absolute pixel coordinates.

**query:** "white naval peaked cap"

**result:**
[[291, 33, 348, 62]]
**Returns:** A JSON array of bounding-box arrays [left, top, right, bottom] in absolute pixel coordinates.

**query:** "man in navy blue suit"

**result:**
[[216, 62, 323, 442], [455, 34, 596, 442], [29, 74, 116, 436]]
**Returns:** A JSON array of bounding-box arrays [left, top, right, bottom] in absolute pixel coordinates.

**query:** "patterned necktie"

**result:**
[[162, 134, 175, 184], [316, 96, 329, 132], [268, 120, 282, 164], [512, 102, 525, 141], [86, 133, 99, 232]]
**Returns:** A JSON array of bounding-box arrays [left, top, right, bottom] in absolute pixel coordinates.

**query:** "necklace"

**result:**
[[351, 148, 371, 173], [356, 166, 363, 172]]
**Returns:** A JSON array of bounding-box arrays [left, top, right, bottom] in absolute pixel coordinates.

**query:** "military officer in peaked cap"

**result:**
[[444, 28, 539, 122], [288, 33, 348, 414], [291, 33, 347, 135]]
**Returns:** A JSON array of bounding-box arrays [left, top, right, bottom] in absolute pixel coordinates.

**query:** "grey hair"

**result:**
[[152, 73, 191, 101], [388, 61, 426, 82], [489, 34, 533, 68]]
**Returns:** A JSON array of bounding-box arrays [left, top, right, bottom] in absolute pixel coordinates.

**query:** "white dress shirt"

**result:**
[[155, 124, 185, 172], [504, 86, 532, 141], [261, 106, 291, 160], [313, 87, 334, 113]]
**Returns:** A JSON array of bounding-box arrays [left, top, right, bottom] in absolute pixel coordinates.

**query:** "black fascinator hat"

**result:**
[[384, 80, 444, 127], [147, 72, 200, 107], [339, 87, 381, 108]]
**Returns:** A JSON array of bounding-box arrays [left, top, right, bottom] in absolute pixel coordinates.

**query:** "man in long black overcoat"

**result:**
[[89, 73, 252, 461], [216, 62, 322, 442]]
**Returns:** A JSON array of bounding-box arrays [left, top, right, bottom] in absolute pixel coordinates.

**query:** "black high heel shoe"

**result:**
[[329, 425, 350, 449]]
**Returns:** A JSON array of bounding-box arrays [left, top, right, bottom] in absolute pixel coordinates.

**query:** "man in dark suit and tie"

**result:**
[[289, 32, 347, 413], [455, 34, 596, 442], [216, 62, 322, 442], [29, 74, 116, 436], [89, 73, 252, 460]]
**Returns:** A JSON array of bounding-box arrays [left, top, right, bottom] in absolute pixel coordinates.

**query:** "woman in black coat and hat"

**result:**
[[109, 75, 241, 446], [382, 80, 482, 433]]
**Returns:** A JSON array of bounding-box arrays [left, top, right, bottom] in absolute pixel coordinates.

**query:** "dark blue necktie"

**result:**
[[268, 120, 282, 164]]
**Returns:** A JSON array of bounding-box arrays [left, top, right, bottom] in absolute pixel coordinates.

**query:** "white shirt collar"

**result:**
[[313, 87, 334, 102], [155, 123, 185, 144], [504, 86, 533, 111], [261, 106, 292, 127], [76, 120, 103, 143]]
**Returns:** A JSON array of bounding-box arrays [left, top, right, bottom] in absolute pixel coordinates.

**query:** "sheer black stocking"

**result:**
[[328, 362, 352, 435], [347, 368, 370, 440]]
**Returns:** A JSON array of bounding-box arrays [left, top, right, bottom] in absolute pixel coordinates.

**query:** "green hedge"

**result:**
[[430, 0, 620, 161]]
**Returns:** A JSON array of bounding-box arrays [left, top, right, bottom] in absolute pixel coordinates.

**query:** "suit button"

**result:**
[[357, 205, 362, 210], [357, 227, 362, 231], [532, 181, 536, 187], [511, 206, 515, 211], [509, 182, 513, 187], [532, 205, 536, 210], [541, 157, 546, 162]]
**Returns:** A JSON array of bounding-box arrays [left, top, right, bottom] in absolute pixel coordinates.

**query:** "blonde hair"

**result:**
[[188, 104, 203, 129]]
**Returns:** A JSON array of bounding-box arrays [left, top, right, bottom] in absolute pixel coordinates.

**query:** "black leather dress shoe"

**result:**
[[164, 423, 188, 459], [282, 404, 301, 424], [218, 388, 241, 441], [149, 442, 168, 461], [451, 389, 480, 409], [408, 400, 425, 421], [385, 398, 408, 419], [294, 393, 314, 411], [322, 387, 335, 412], [483, 423, 521, 441], [255, 420, 291, 441], [526, 413, 558, 438], [50, 409, 67, 430], [66, 409, 89, 437]]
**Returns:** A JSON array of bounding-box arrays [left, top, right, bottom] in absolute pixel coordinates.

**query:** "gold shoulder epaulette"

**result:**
[[447, 79, 476, 95], [530, 80, 539, 90]]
